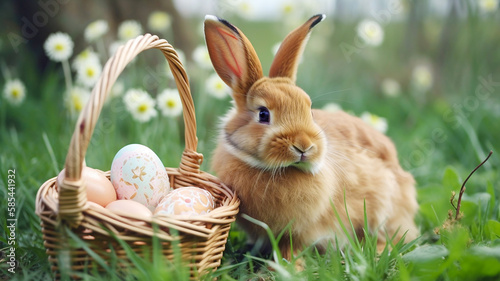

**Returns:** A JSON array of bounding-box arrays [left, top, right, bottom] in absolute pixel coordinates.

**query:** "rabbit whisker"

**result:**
[[310, 88, 354, 103]]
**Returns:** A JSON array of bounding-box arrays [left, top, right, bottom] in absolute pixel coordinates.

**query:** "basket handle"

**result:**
[[58, 34, 199, 227]]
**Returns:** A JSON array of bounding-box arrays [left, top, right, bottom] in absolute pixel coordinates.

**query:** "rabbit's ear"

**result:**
[[204, 15, 263, 100], [269, 14, 325, 82]]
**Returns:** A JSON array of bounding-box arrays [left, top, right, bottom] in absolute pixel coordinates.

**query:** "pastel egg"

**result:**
[[86, 201, 106, 211], [57, 167, 116, 207], [110, 144, 170, 211], [106, 200, 153, 218], [154, 186, 215, 217]]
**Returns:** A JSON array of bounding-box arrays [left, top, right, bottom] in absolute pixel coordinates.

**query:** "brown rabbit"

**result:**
[[205, 14, 418, 260]]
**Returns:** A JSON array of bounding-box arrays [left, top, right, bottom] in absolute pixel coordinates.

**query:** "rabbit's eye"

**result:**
[[258, 107, 270, 124]]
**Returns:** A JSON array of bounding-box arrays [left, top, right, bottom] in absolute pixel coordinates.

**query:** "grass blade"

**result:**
[[42, 132, 59, 175]]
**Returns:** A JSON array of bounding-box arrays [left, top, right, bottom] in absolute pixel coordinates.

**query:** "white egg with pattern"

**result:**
[[110, 144, 170, 210], [154, 186, 215, 216]]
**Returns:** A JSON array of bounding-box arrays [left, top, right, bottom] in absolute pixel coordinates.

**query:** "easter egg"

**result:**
[[106, 200, 153, 218], [86, 201, 106, 211], [154, 186, 215, 216], [57, 167, 116, 207], [110, 144, 170, 211]]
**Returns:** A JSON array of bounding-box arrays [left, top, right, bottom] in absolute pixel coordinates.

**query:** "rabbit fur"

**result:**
[[204, 14, 419, 260]]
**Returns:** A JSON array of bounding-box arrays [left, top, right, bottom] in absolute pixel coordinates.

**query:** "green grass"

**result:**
[[1, 11, 500, 281]]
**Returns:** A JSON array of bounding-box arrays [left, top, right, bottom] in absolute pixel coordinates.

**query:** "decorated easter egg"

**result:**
[[154, 186, 215, 216], [106, 200, 153, 218], [110, 144, 170, 211], [57, 167, 116, 207]]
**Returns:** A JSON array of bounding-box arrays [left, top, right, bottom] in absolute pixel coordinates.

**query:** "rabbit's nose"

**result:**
[[292, 144, 314, 162], [292, 133, 314, 154], [292, 144, 313, 154]]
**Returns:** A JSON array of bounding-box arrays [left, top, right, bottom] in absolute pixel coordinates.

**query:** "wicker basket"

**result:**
[[35, 34, 239, 279]]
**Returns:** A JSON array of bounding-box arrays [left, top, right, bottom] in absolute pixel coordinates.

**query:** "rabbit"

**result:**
[[204, 14, 419, 261]]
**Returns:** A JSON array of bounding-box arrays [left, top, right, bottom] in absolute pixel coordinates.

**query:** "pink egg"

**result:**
[[106, 200, 153, 218], [110, 144, 170, 211], [57, 167, 116, 207], [154, 186, 215, 217]]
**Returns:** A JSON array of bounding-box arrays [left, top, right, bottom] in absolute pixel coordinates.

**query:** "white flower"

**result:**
[[205, 73, 230, 99], [66, 87, 90, 116], [44, 32, 74, 62], [108, 41, 123, 57], [361, 112, 388, 134], [381, 78, 401, 97], [280, 0, 299, 17], [235, 0, 256, 20], [411, 65, 433, 92], [72, 48, 100, 71], [192, 45, 213, 69], [322, 103, 342, 113], [479, 0, 498, 13], [357, 20, 384, 47], [84, 20, 109, 42], [110, 80, 125, 98], [118, 20, 143, 41], [157, 88, 183, 117], [123, 88, 157, 122], [148, 11, 171, 32], [76, 59, 102, 88], [3, 79, 26, 106]]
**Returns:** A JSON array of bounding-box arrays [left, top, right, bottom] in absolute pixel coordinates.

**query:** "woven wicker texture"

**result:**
[[35, 34, 239, 278]]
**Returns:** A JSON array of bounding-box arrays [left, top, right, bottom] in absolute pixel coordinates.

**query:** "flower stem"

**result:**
[[0, 60, 10, 131], [455, 150, 493, 220], [62, 59, 73, 93], [1, 60, 11, 81]]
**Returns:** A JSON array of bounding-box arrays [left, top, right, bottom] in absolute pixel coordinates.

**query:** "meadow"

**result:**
[[1, 2, 500, 280]]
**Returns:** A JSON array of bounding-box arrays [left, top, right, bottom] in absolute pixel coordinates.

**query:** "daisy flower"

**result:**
[[479, 0, 498, 13], [235, 0, 256, 20], [76, 59, 102, 88], [205, 73, 230, 99], [361, 112, 388, 134], [123, 88, 157, 122], [411, 64, 433, 92], [280, 0, 300, 18], [3, 79, 26, 106], [44, 32, 74, 62], [65, 87, 90, 116], [148, 11, 171, 32], [357, 20, 384, 47], [192, 45, 213, 69], [72, 48, 100, 71], [381, 78, 401, 97], [108, 41, 123, 57], [118, 20, 143, 41], [157, 88, 183, 117], [84, 20, 109, 42], [322, 103, 342, 113], [110, 80, 125, 98]]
